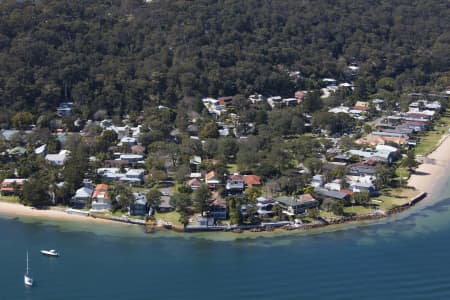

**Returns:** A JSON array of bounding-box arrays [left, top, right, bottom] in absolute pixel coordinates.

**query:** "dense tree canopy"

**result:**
[[0, 0, 448, 117]]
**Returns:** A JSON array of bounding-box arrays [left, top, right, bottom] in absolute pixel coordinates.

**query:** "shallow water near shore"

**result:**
[[1, 174, 450, 299]]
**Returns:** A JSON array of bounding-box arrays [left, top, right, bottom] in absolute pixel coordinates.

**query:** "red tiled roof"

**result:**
[[188, 179, 202, 187], [244, 175, 261, 186], [205, 171, 217, 180], [352, 106, 369, 111], [340, 189, 354, 196], [229, 174, 244, 181], [95, 184, 109, 191]]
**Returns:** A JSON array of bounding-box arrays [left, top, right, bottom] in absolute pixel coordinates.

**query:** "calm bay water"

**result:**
[[2, 175, 450, 299]]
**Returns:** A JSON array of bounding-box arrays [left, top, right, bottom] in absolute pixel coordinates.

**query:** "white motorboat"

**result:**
[[40, 249, 60, 257], [24, 252, 33, 287]]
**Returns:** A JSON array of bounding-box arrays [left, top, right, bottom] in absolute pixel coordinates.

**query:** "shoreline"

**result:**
[[407, 133, 450, 198], [0, 134, 449, 236]]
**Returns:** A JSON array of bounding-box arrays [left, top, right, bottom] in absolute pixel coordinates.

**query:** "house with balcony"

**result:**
[[71, 179, 94, 208], [225, 174, 245, 195], [1, 178, 27, 196], [275, 194, 318, 216], [91, 184, 111, 211], [209, 199, 227, 220], [205, 171, 220, 190], [130, 193, 148, 216]]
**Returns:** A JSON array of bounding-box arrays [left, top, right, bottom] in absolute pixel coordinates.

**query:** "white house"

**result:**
[[119, 136, 137, 146], [72, 180, 93, 208], [45, 150, 70, 165], [310, 175, 324, 188], [324, 179, 342, 191]]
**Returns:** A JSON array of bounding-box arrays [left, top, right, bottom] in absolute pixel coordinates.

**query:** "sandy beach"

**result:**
[[0, 201, 120, 225], [408, 134, 450, 196]]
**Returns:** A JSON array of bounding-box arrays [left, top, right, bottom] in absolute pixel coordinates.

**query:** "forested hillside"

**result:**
[[0, 0, 448, 118]]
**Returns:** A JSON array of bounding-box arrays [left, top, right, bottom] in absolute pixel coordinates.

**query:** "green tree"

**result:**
[[20, 176, 51, 207], [403, 150, 419, 173], [109, 183, 134, 213], [199, 121, 219, 139], [146, 189, 162, 210], [304, 157, 323, 176], [11, 112, 33, 130], [193, 184, 211, 216]]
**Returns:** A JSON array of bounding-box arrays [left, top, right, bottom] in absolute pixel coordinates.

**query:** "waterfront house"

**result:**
[[91, 184, 111, 211], [209, 199, 227, 220], [130, 193, 148, 216], [158, 195, 173, 212], [1, 178, 26, 196], [197, 216, 215, 227], [256, 197, 275, 216], [276, 194, 318, 216], [71, 179, 93, 208]]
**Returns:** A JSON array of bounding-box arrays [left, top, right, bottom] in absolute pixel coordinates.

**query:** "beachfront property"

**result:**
[[129, 193, 148, 216], [91, 184, 111, 211], [71, 179, 94, 208], [1, 178, 27, 196], [275, 194, 318, 216], [209, 199, 227, 220]]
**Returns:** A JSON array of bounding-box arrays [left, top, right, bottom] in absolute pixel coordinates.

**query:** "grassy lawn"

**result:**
[[110, 210, 126, 217], [0, 195, 20, 203], [227, 163, 238, 173], [343, 205, 373, 215], [319, 210, 339, 219], [415, 110, 450, 156], [154, 210, 182, 226], [395, 166, 410, 179], [372, 187, 420, 210]]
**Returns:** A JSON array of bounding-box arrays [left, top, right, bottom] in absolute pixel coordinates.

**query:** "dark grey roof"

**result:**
[[315, 188, 348, 200]]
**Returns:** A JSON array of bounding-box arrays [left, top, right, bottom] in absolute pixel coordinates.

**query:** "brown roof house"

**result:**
[[205, 171, 221, 190]]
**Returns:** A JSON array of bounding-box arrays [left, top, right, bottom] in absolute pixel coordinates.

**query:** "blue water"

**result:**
[[2, 178, 450, 299]]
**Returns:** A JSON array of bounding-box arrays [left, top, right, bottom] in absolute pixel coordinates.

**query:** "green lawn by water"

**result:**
[[0, 195, 19, 203], [372, 188, 419, 210], [415, 110, 450, 156], [343, 206, 373, 215], [154, 211, 182, 227]]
